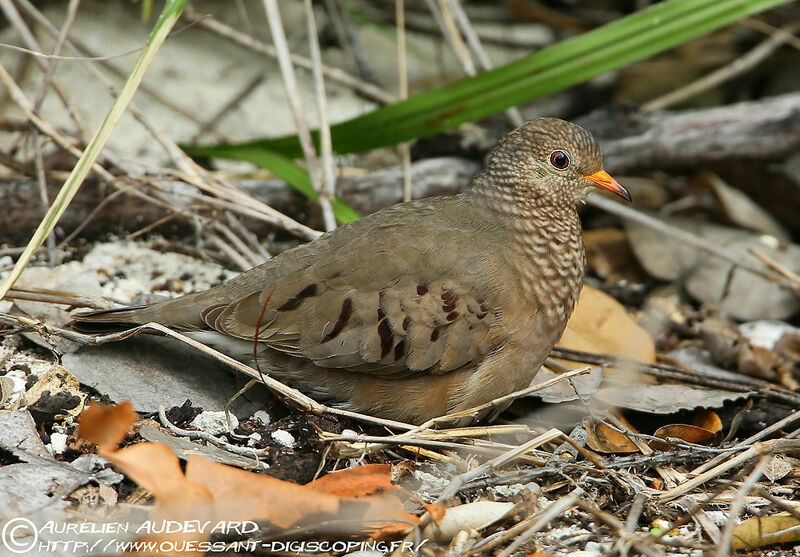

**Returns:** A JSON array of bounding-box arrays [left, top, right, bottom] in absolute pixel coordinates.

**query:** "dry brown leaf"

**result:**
[[76, 403, 417, 548], [692, 408, 722, 433], [585, 421, 639, 454], [560, 285, 656, 363], [651, 424, 716, 450], [307, 463, 394, 497], [76, 400, 137, 452], [186, 457, 340, 529], [732, 512, 800, 550]]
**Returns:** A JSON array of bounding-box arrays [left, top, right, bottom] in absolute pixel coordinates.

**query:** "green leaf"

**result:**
[[228, 146, 359, 224], [186, 0, 791, 161]]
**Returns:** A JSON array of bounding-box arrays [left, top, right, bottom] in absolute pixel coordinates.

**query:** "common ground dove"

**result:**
[[74, 118, 629, 424]]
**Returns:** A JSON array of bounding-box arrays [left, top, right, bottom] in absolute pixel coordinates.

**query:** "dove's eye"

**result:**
[[549, 150, 571, 170]]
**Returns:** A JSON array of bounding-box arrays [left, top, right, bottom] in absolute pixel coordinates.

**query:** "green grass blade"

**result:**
[[186, 0, 790, 160], [236, 147, 360, 224]]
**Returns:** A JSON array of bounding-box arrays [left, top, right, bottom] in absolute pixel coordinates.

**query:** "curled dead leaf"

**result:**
[[732, 512, 800, 550], [585, 420, 639, 454], [76, 400, 137, 452]]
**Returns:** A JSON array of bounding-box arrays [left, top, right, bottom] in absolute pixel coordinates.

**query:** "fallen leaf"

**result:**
[[76, 403, 417, 549], [763, 454, 798, 482], [308, 463, 394, 497], [595, 383, 752, 414], [692, 408, 722, 434], [701, 172, 789, 242], [77, 401, 137, 452], [651, 424, 716, 450], [625, 215, 800, 320], [585, 414, 640, 454], [560, 285, 656, 366], [732, 512, 800, 550]]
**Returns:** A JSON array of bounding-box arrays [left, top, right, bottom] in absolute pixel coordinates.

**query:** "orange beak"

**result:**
[[583, 170, 631, 202]]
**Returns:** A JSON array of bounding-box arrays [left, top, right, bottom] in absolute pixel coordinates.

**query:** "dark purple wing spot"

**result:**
[[402, 316, 411, 331], [430, 328, 440, 342], [446, 311, 459, 321], [378, 319, 393, 358], [393, 339, 406, 361], [441, 289, 457, 305], [321, 298, 353, 343], [416, 284, 429, 296], [277, 297, 302, 311], [276, 283, 319, 311], [442, 303, 456, 313]]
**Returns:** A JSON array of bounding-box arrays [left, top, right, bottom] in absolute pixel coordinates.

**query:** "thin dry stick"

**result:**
[[658, 438, 800, 501], [263, 0, 334, 231], [213, 221, 263, 267], [31, 0, 80, 113], [304, 0, 337, 231], [203, 229, 252, 271], [716, 456, 769, 557], [429, 0, 474, 75], [0, 0, 87, 136], [33, 137, 57, 266], [184, 6, 395, 105], [445, 0, 523, 126], [645, 22, 800, 111], [15, 0, 230, 140], [689, 407, 800, 477], [588, 194, 800, 295], [225, 212, 271, 261], [396, 0, 412, 202], [496, 488, 585, 557], [436, 428, 564, 503], [743, 17, 800, 50]]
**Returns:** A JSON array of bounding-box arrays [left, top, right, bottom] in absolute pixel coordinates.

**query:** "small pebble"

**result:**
[[271, 429, 295, 448], [190, 411, 238, 435], [49, 432, 68, 455], [252, 410, 271, 425]]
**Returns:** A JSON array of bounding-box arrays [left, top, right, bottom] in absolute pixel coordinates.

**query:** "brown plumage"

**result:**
[[73, 118, 629, 424]]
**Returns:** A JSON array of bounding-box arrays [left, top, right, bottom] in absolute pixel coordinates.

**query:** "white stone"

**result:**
[[252, 410, 271, 425], [49, 432, 69, 455], [271, 429, 295, 448], [190, 411, 238, 435]]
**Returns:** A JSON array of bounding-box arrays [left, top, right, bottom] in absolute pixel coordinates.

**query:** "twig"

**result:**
[[496, 488, 584, 557], [184, 6, 395, 105], [157, 406, 271, 467], [445, 0, 524, 127], [587, 194, 800, 296], [716, 456, 769, 557], [34, 136, 58, 266], [742, 17, 800, 50], [436, 428, 564, 503], [644, 22, 800, 111], [203, 229, 252, 271], [263, 0, 334, 232], [396, 0, 412, 202], [658, 439, 800, 501], [549, 346, 800, 407], [689, 407, 800, 477], [31, 0, 80, 114], [427, 0, 475, 75], [0, 0, 88, 136], [303, 0, 337, 231]]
